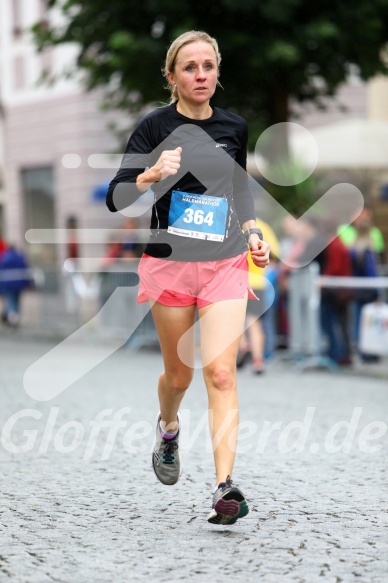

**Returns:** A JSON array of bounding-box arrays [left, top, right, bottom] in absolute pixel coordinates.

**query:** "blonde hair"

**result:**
[[163, 30, 222, 103]]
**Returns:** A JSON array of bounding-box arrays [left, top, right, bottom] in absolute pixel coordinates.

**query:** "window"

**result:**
[[12, 0, 23, 38], [13, 55, 26, 90], [39, 0, 48, 19], [40, 49, 52, 81], [21, 166, 56, 266]]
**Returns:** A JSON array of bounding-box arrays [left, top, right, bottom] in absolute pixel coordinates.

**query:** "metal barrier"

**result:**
[[24, 261, 159, 347], [18, 267, 81, 333], [288, 264, 388, 368], [317, 275, 388, 295], [288, 262, 321, 359], [26, 259, 388, 357], [98, 273, 159, 347]]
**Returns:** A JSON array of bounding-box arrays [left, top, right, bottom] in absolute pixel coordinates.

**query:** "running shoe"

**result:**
[[207, 475, 249, 525], [252, 358, 265, 374], [152, 413, 182, 485]]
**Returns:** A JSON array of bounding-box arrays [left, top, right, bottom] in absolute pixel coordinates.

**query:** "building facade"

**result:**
[[0, 0, 128, 270], [1, 0, 387, 269]]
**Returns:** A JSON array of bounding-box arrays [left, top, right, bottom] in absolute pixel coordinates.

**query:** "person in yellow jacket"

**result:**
[[238, 218, 280, 373]]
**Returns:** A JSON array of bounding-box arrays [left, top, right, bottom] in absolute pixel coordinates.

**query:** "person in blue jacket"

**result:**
[[349, 224, 380, 361], [0, 245, 33, 326]]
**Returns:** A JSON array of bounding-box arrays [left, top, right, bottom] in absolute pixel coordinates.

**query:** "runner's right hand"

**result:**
[[152, 146, 182, 181]]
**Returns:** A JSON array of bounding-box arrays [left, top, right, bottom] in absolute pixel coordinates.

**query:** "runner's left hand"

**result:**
[[249, 238, 270, 268]]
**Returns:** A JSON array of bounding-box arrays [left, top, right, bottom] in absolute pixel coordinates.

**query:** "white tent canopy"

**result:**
[[289, 118, 388, 169], [247, 119, 388, 175]]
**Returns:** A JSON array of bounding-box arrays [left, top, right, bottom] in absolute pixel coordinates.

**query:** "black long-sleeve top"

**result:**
[[107, 102, 255, 261]]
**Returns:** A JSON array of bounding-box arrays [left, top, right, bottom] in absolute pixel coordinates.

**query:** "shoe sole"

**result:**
[[207, 491, 249, 525]]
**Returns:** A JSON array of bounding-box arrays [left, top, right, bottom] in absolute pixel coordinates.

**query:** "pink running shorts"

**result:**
[[137, 252, 257, 308]]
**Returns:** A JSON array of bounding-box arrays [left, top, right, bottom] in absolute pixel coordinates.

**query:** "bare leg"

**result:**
[[151, 302, 196, 431], [239, 331, 250, 353], [237, 328, 250, 368], [246, 314, 265, 370], [198, 297, 247, 485]]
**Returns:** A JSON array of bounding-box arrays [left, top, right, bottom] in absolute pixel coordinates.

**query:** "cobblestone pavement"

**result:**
[[0, 334, 387, 583]]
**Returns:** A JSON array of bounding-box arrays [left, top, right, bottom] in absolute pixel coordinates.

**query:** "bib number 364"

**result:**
[[183, 208, 214, 226], [167, 190, 227, 241]]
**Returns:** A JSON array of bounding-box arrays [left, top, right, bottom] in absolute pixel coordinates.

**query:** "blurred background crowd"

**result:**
[[0, 0, 388, 371]]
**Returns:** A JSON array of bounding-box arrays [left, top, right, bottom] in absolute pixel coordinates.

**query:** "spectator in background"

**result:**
[[0, 245, 33, 327], [349, 217, 380, 361], [294, 217, 353, 365], [314, 219, 353, 366], [277, 216, 316, 344], [99, 219, 142, 308], [0, 237, 7, 320], [0, 237, 6, 258], [278, 215, 314, 269], [100, 218, 142, 268], [121, 217, 143, 259], [238, 218, 280, 373], [63, 215, 80, 315], [100, 233, 123, 269], [66, 215, 79, 261], [339, 208, 385, 262]]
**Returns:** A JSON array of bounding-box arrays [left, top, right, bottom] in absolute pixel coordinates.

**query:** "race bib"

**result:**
[[167, 190, 228, 242]]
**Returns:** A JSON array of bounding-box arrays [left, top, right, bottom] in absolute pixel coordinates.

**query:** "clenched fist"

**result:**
[[249, 238, 270, 268], [136, 146, 182, 191], [153, 146, 182, 181]]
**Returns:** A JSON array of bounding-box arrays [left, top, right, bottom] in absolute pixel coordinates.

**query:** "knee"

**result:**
[[205, 365, 235, 392], [164, 370, 193, 394]]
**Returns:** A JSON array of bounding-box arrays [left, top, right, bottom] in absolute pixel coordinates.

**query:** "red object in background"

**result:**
[[0, 238, 7, 258], [65, 216, 79, 259], [323, 237, 351, 277], [100, 242, 122, 267], [67, 238, 79, 259]]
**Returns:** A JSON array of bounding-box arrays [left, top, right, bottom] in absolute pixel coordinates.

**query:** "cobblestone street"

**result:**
[[0, 334, 387, 583]]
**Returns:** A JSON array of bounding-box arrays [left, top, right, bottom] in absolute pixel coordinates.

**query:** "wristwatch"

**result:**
[[243, 227, 263, 243]]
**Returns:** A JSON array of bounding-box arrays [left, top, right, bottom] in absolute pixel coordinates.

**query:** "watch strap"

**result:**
[[243, 227, 263, 243]]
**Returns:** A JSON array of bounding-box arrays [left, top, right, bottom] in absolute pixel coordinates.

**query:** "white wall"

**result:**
[[0, 0, 131, 263], [0, 0, 81, 106]]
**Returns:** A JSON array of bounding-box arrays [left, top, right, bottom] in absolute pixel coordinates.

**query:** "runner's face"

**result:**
[[168, 41, 218, 106]]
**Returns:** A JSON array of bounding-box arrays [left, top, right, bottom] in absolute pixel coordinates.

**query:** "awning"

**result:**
[[290, 119, 388, 169]]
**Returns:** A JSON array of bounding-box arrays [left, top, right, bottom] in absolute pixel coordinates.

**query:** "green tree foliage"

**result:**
[[33, 0, 388, 213], [34, 0, 388, 142]]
